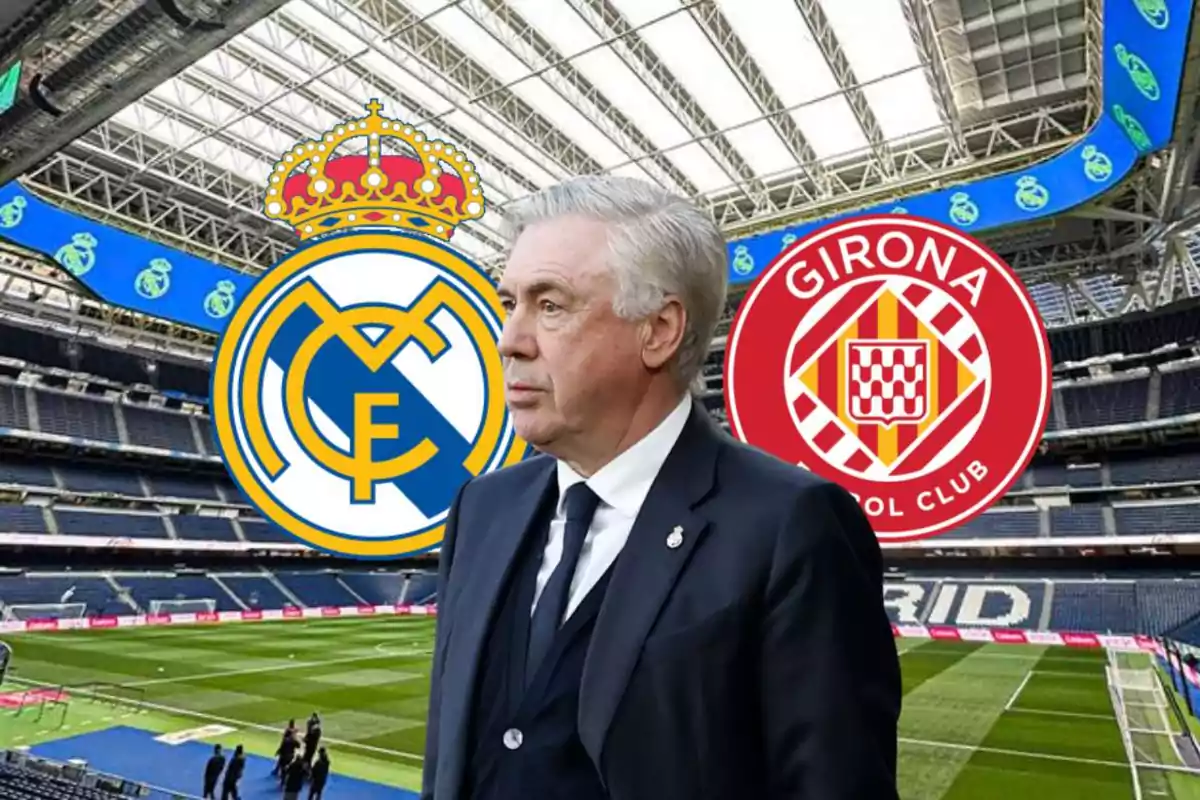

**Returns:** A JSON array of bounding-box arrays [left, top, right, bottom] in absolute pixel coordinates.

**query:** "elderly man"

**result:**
[[421, 175, 900, 800]]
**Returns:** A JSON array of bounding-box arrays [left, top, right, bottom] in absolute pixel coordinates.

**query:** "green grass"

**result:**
[[2, 617, 1200, 798]]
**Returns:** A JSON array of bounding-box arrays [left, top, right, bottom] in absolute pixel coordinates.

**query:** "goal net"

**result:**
[[148, 598, 217, 615], [1106, 648, 1200, 799], [1, 603, 86, 621]]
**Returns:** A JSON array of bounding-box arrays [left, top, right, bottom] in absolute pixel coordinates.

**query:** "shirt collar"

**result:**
[[556, 395, 693, 517]]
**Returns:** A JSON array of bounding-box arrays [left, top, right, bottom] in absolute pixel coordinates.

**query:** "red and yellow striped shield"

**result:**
[[794, 287, 980, 472]]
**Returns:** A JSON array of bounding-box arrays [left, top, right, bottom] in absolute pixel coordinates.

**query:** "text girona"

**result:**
[[785, 230, 989, 308]]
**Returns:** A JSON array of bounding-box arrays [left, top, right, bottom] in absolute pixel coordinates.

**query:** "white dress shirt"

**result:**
[[530, 395, 692, 622]]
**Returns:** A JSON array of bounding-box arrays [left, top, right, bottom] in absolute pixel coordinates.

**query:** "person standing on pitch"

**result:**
[[202, 744, 224, 800], [283, 752, 307, 800], [420, 175, 901, 800], [303, 713, 323, 769], [274, 719, 297, 779], [309, 748, 331, 799], [220, 744, 245, 800]]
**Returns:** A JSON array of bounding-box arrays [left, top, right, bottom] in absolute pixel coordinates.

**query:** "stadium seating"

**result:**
[[938, 510, 1040, 539], [1058, 377, 1150, 429], [274, 571, 362, 606], [55, 510, 165, 540], [1, 365, 1199, 458], [884, 576, 1200, 635], [1159, 367, 1200, 418], [407, 573, 437, 603], [0, 383, 30, 430], [0, 575, 129, 617], [0, 758, 129, 800], [0, 506, 47, 535], [0, 569, 436, 617], [170, 514, 238, 542], [1048, 581, 1140, 634], [32, 392, 121, 444], [119, 405, 198, 453], [1048, 505, 1106, 537], [1113, 502, 1200, 536], [215, 574, 292, 609], [339, 571, 407, 605], [1108, 452, 1200, 484], [113, 574, 239, 612]]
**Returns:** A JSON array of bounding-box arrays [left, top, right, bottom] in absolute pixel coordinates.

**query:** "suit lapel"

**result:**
[[438, 459, 556, 800], [578, 402, 721, 765]]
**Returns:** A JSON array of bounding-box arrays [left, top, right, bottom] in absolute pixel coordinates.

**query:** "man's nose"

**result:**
[[499, 306, 536, 360]]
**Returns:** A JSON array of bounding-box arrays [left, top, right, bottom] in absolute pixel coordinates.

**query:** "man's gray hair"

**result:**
[[502, 175, 729, 391]]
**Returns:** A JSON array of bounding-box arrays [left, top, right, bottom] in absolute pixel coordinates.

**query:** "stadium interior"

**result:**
[[2, 0, 1200, 797]]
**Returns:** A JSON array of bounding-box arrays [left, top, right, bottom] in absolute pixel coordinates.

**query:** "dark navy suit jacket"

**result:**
[[421, 401, 901, 800]]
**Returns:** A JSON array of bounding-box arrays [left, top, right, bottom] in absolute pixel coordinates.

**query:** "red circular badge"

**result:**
[[724, 215, 1051, 541]]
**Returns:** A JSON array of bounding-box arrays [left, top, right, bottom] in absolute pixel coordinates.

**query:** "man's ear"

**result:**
[[641, 297, 686, 370]]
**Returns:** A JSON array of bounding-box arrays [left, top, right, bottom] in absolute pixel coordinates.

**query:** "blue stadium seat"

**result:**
[[1048, 581, 1139, 633], [54, 510, 165, 539], [0, 505, 48, 534], [339, 571, 407, 605], [114, 574, 237, 612], [33, 391, 121, 443], [215, 575, 292, 609], [1109, 452, 1200, 484], [237, 518, 295, 544], [940, 510, 1040, 539], [0, 758, 128, 800], [275, 571, 360, 606], [405, 572, 437, 603], [1159, 366, 1200, 419], [120, 405, 199, 452], [145, 474, 220, 500], [1028, 463, 1103, 488], [56, 465, 144, 496], [1048, 505, 1105, 537], [195, 417, 220, 455], [0, 575, 129, 617], [1059, 378, 1149, 428], [1113, 502, 1200, 536], [0, 461, 54, 487], [0, 383, 30, 429], [1136, 580, 1200, 634], [171, 515, 238, 541]]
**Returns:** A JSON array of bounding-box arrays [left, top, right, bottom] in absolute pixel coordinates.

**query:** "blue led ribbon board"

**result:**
[[0, 0, 1194, 320]]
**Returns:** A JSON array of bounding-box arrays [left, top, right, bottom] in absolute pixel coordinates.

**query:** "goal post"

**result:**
[[0, 603, 87, 621], [1106, 648, 1200, 798], [148, 598, 217, 615]]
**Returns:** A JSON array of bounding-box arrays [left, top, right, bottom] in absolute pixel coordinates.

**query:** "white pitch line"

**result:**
[[1006, 707, 1115, 721], [1004, 670, 1033, 711], [7, 677, 426, 764], [122, 638, 431, 688], [900, 736, 1130, 769]]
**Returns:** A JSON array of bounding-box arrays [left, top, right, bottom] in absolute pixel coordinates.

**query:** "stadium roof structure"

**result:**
[[0, 0, 1199, 355]]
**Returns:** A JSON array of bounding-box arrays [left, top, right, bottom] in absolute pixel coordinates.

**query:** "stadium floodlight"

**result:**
[[148, 598, 217, 615], [0, 603, 86, 621]]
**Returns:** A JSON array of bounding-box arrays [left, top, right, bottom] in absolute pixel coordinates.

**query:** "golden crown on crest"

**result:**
[[262, 99, 486, 241]]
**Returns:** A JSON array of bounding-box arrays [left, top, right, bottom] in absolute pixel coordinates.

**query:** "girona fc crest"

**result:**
[[724, 215, 1051, 541], [210, 101, 526, 557]]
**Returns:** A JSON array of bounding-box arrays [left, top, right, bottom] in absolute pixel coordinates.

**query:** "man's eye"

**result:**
[[540, 300, 561, 313]]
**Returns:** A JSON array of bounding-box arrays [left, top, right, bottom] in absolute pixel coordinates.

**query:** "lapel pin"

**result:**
[[666, 526, 684, 549]]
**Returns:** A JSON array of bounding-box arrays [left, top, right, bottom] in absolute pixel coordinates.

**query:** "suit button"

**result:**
[[502, 728, 523, 750]]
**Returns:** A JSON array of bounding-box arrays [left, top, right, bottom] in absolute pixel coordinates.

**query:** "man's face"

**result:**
[[497, 215, 647, 454]]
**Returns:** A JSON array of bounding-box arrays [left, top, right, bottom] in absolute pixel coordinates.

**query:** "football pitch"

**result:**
[[2, 616, 1199, 799]]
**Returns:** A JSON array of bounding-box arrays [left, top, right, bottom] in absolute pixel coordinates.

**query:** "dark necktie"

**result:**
[[526, 482, 601, 682]]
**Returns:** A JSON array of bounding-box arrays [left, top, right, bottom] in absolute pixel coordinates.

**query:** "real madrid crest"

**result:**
[[210, 99, 527, 558]]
